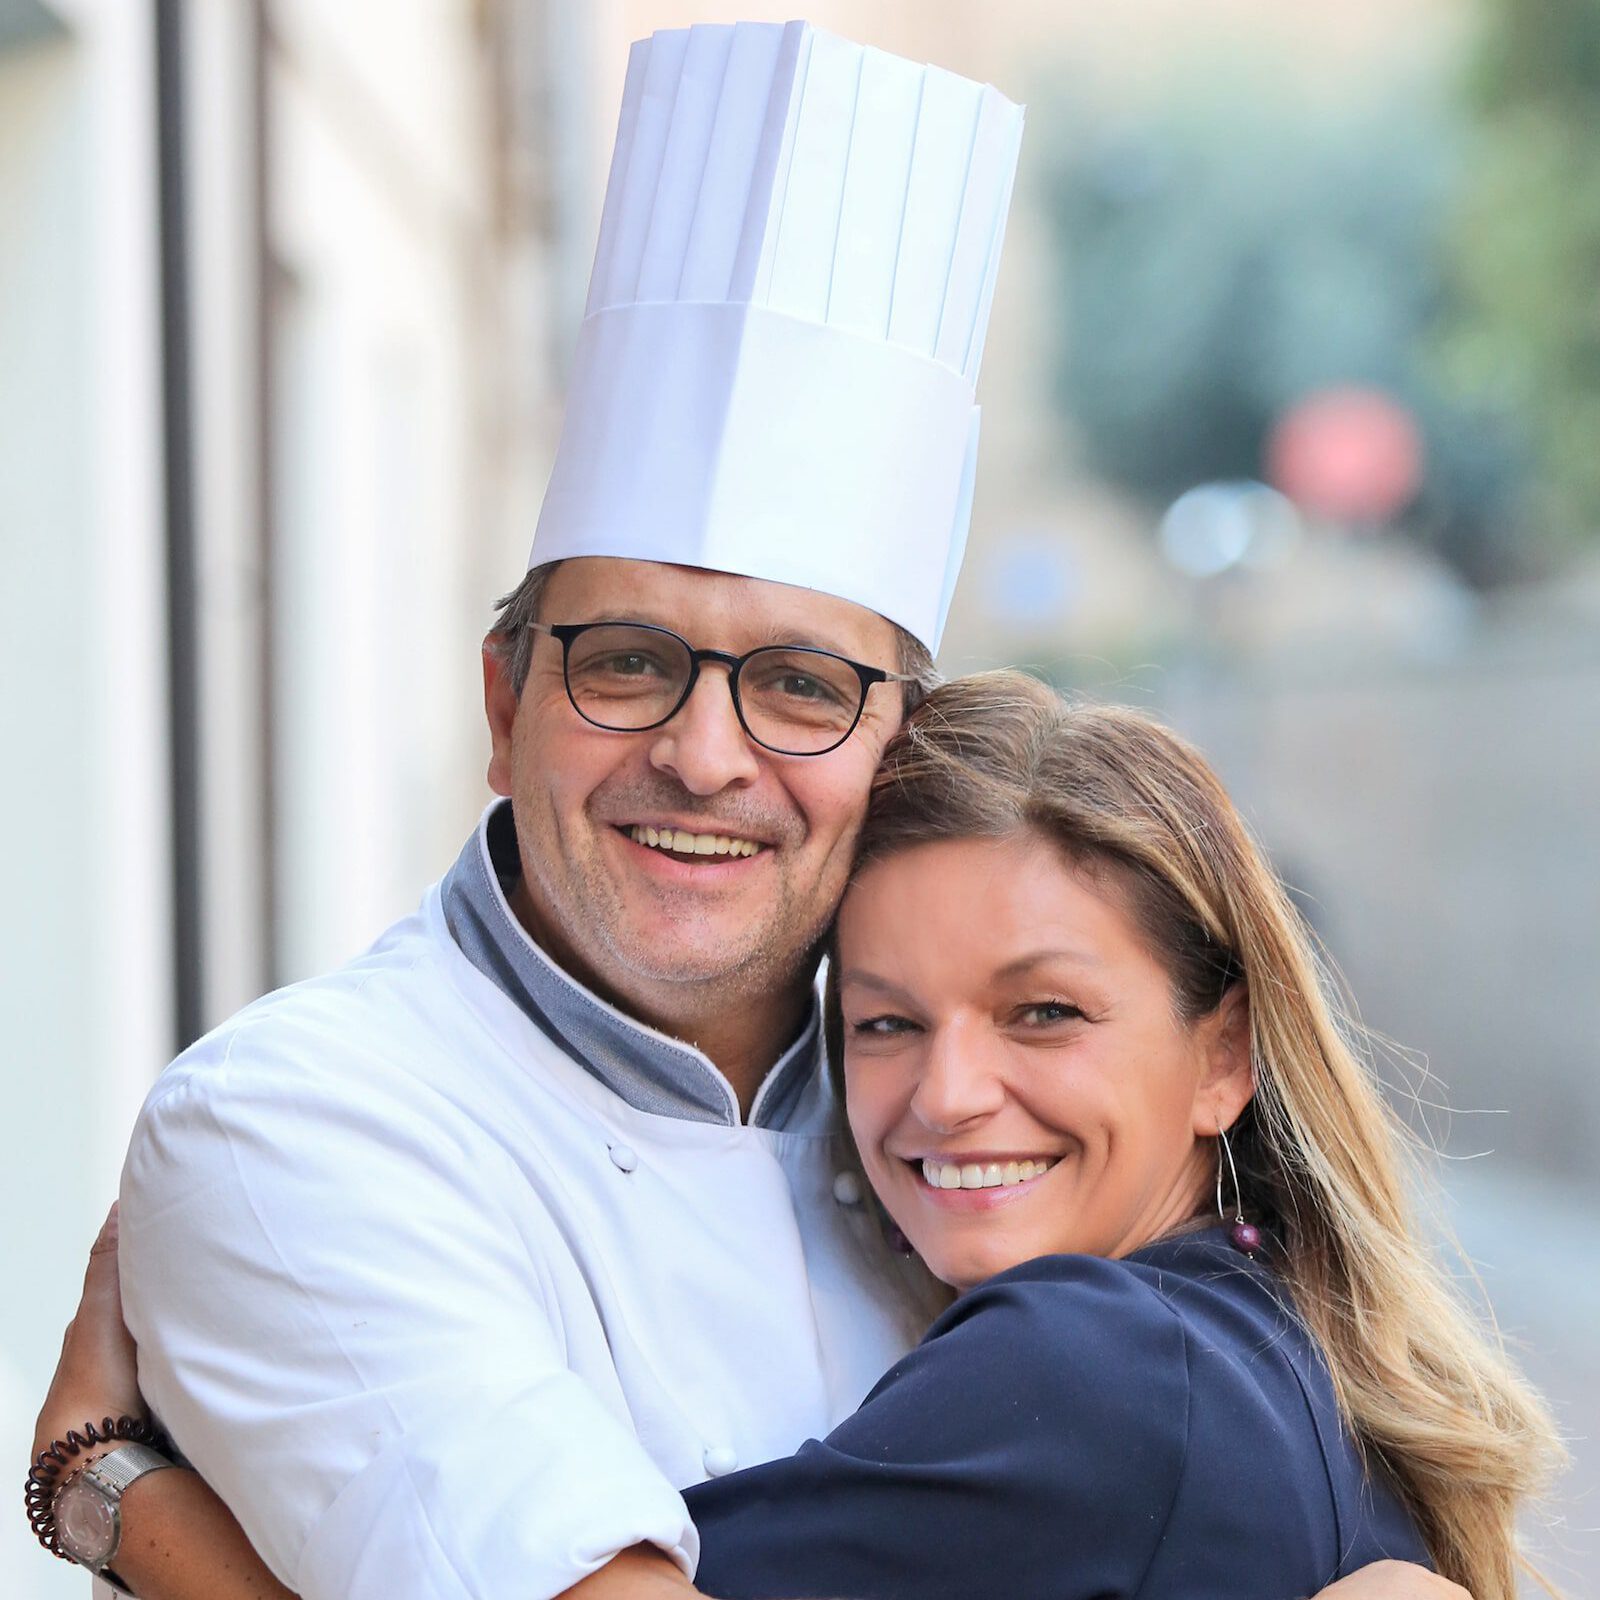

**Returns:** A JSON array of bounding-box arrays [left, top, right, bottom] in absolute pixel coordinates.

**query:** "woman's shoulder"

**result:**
[[871, 1240, 1200, 1523], [913, 1239, 1193, 1399], [928, 1226, 1284, 1363], [920, 1232, 1323, 1501], [947, 1230, 1429, 1590], [935, 1231, 1326, 1465]]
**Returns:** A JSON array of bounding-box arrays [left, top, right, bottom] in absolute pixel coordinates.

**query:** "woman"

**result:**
[[32, 673, 1559, 1598]]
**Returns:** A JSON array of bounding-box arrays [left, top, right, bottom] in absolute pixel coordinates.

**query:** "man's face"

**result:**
[[484, 558, 907, 1012]]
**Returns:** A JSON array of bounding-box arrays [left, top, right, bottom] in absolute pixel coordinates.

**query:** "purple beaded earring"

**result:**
[[1216, 1121, 1261, 1256]]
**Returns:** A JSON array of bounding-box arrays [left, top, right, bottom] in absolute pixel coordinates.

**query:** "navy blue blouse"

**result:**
[[687, 1229, 1428, 1599]]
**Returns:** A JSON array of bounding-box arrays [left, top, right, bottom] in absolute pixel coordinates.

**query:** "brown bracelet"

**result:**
[[24, 1414, 170, 1562]]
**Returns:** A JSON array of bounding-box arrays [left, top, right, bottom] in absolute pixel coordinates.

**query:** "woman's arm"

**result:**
[[1319, 1566, 1471, 1600], [32, 1207, 296, 1600], [100, 1470, 297, 1600]]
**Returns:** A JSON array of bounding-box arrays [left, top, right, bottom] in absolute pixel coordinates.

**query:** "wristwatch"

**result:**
[[53, 1442, 175, 1574]]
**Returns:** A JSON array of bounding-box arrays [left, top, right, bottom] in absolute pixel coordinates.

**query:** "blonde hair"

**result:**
[[833, 670, 1563, 1600]]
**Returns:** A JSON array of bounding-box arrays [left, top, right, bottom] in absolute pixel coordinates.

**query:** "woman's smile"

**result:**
[[915, 1154, 1061, 1191], [904, 1152, 1065, 1213]]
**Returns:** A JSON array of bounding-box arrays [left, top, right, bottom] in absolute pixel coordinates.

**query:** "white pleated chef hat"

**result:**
[[528, 20, 1024, 652]]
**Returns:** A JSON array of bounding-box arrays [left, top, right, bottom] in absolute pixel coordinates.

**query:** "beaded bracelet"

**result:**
[[24, 1415, 170, 1562]]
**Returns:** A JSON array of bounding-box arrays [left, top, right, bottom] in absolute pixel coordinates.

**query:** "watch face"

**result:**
[[56, 1476, 119, 1566]]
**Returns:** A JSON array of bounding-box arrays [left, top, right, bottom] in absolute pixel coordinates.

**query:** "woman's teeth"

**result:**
[[920, 1157, 1057, 1191], [629, 825, 763, 858]]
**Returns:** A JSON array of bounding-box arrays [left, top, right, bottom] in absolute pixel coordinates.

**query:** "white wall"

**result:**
[[0, 0, 170, 1592], [265, 0, 517, 982], [2, 5, 567, 1594]]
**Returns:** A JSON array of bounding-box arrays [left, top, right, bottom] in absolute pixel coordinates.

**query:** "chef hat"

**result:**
[[528, 20, 1023, 651]]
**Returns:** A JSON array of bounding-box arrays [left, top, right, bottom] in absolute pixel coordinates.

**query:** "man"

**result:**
[[34, 21, 1454, 1600], [61, 25, 1016, 1597]]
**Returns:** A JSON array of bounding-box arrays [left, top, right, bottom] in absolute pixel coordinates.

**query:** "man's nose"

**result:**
[[908, 1021, 1007, 1134], [647, 665, 761, 795]]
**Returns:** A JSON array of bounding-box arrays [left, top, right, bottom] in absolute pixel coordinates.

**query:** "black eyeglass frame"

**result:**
[[529, 619, 915, 756]]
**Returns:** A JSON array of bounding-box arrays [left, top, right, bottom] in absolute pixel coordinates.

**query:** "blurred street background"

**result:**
[[2, 1, 1596, 1593]]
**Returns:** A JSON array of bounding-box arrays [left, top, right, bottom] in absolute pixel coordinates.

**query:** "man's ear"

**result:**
[[1193, 983, 1255, 1136], [483, 640, 517, 797]]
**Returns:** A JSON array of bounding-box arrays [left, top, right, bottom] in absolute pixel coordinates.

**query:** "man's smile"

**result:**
[[608, 824, 779, 884], [623, 823, 770, 860]]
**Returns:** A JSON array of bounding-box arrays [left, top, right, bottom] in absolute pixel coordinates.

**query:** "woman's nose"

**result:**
[[907, 1023, 1007, 1133]]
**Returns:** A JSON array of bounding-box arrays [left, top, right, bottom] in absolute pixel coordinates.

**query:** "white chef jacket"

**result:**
[[118, 805, 937, 1600]]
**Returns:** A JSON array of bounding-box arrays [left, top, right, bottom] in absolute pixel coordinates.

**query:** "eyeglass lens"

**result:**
[[562, 625, 867, 753]]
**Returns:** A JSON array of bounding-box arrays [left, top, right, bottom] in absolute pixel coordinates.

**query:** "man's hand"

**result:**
[[1315, 1561, 1471, 1600], [32, 1203, 147, 1466]]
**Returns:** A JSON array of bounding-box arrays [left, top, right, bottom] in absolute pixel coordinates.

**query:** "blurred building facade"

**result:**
[[1, 2, 578, 1592]]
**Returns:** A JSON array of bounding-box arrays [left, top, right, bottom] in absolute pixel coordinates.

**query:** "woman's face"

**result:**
[[837, 831, 1252, 1292]]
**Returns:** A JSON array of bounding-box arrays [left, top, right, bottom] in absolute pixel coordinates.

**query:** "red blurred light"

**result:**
[[1265, 387, 1423, 525]]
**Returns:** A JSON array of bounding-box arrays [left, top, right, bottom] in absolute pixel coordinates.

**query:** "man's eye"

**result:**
[[743, 659, 850, 702], [760, 670, 848, 707], [589, 652, 666, 678], [778, 673, 828, 701]]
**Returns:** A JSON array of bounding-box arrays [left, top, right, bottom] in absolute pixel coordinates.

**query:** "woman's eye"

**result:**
[[849, 1014, 918, 1037], [1016, 1000, 1083, 1027]]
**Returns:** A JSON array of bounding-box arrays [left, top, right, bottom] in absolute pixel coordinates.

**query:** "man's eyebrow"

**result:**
[[564, 612, 870, 658], [561, 609, 667, 628], [762, 621, 907, 666]]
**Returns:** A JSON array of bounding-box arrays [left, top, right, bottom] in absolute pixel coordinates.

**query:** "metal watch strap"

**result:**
[[82, 1442, 175, 1498]]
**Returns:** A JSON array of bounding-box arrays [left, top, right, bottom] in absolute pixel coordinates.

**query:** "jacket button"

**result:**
[[703, 1445, 738, 1477], [831, 1170, 863, 1206], [609, 1143, 638, 1173]]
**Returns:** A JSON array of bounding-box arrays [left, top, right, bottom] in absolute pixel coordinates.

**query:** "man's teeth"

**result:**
[[629, 825, 763, 858], [920, 1158, 1058, 1191]]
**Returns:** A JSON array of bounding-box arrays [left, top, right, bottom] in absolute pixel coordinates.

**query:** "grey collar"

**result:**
[[441, 801, 819, 1130]]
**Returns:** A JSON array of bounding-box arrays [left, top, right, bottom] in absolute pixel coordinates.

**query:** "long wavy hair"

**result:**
[[830, 669, 1563, 1600]]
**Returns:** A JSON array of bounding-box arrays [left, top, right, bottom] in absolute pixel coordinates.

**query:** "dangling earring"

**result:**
[[1216, 1121, 1261, 1256]]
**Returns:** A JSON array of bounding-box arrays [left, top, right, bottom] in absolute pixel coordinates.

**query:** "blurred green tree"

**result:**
[[1044, 82, 1531, 584], [1445, 0, 1600, 556]]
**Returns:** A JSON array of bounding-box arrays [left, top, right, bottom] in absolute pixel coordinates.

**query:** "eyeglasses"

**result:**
[[530, 620, 914, 756]]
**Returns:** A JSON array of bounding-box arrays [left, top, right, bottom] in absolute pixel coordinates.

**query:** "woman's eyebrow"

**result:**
[[992, 948, 1101, 980], [837, 970, 919, 1005], [841, 951, 1102, 999]]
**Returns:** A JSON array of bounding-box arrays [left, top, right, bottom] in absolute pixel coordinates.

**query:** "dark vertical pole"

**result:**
[[251, 0, 280, 990], [154, 0, 204, 1050]]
